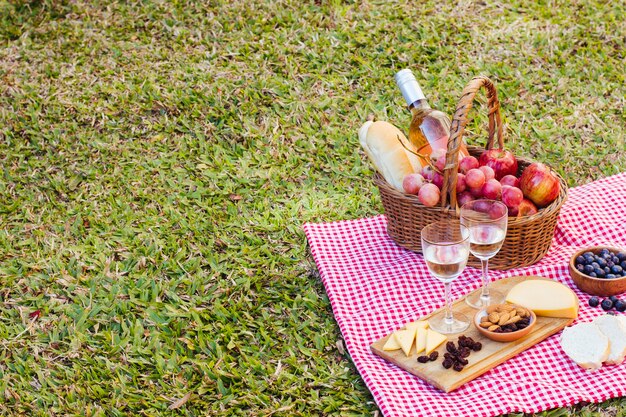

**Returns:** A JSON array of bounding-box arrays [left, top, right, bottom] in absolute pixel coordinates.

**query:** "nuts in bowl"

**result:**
[[474, 304, 536, 342]]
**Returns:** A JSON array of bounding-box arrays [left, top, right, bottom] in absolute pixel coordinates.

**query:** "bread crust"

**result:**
[[358, 121, 420, 191]]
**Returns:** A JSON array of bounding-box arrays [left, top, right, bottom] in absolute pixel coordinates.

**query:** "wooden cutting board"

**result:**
[[370, 276, 576, 393]]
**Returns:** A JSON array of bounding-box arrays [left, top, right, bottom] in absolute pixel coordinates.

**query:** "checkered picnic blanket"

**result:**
[[303, 173, 626, 417]]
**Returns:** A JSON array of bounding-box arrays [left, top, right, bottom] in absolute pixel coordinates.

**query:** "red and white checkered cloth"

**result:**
[[303, 173, 626, 417]]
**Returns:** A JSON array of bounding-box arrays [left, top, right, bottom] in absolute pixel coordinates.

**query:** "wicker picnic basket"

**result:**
[[375, 76, 568, 270]]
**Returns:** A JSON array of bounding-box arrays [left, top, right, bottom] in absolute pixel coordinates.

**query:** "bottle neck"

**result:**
[[409, 98, 431, 112]]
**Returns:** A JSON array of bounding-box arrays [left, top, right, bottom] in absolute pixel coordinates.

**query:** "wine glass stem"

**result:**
[[443, 281, 454, 326], [480, 258, 490, 300]]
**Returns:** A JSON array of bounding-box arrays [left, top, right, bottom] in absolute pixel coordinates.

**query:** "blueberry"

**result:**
[[608, 261, 615, 268], [599, 249, 610, 256], [576, 264, 584, 272], [595, 268, 606, 277], [607, 274, 617, 279], [610, 296, 619, 303], [605, 266, 611, 274], [584, 264, 594, 274], [601, 299, 614, 310], [604, 254, 613, 262], [617, 252, 626, 262], [591, 262, 600, 269], [575, 255, 585, 265], [615, 300, 626, 312], [621, 261, 626, 269], [611, 265, 623, 274], [584, 255, 595, 264], [589, 296, 600, 307], [597, 258, 607, 268], [589, 272, 597, 277]]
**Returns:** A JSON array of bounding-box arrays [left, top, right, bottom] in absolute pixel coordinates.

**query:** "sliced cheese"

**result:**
[[394, 329, 416, 357], [415, 327, 428, 354], [405, 320, 429, 332], [382, 334, 401, 351], [505, 279, 579, 319], [425, 329, 447, 354]]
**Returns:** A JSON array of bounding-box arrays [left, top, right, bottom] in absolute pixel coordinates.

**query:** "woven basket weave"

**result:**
[[376, 76, 568, 270]]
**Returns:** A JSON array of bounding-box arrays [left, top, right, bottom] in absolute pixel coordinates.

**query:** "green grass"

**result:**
[[0, 0, 624, 415]]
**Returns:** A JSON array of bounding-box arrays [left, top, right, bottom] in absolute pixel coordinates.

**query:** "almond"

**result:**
[[479, 321, 494, 328], [488, 325, 500, 332], [486, 305, 499, 314], [498, 313, 510, 325], [488, 312, 500, 323], [505, 315, 521, 325]]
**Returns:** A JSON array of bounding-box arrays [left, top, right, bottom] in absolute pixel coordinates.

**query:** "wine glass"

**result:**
[[460, 200, 508, 309], [421, 220, 471, 334]]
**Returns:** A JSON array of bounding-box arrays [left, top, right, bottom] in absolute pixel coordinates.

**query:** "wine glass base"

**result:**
[[465, 289, 505, 309], [428, 312, 470, 334]]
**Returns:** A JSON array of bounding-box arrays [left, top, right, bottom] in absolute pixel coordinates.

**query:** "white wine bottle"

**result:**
[[394, 69, 468, 164]]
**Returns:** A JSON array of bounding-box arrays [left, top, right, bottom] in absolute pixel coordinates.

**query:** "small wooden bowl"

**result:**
[[569, 246, 626, 296], [474, 305, 536, 342]]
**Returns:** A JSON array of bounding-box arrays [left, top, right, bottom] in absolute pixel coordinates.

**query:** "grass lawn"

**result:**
[[0, 0, 625, 415]]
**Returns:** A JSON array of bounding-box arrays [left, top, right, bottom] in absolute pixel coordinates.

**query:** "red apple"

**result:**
[[481, 179, 502, 200], [488, 203, 508, 220], [479, 149, 519, 180], [418, 183, 440, 207], [430, 148, 447, 165], [459, 155, 479, 174], [457, 191, 474, 206], [432, 172, 444, 189], [479, 165, 495, 181], [516, 198, 538, 217], [465, 168, 486, 189], [403, 173, 425, 195], [469, 186, 483, 198], [501, 185, 523, 208], [472, 200, 492, 213], [455, 173, 467, 193], [519, 162, 560, 207], [421, 165, 435, 182], [500, 175, 520, 188]]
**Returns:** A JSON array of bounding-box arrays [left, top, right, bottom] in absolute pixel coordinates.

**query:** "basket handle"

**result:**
[[440, 76, 505, 209]]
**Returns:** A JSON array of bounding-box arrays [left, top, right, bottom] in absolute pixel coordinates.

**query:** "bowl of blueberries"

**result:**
[[569, 246, 626, 296]]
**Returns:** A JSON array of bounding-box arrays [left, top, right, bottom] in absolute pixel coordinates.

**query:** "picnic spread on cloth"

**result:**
[[303, 172, 626, 417]]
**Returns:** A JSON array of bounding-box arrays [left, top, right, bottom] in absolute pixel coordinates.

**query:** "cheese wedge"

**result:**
[[425, 329, 447, 354], [382, 334, 401, 351], [405, 320, 429, 332], [415, 327, 428, 354], [394, 329, 416, 356], [505, 279, 579, 319]]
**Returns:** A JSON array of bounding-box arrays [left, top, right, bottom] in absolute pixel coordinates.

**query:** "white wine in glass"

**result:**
[[460, 200, 508, 309], [421, 220, 471, 334]]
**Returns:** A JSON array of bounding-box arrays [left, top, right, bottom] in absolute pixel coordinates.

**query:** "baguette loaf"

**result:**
[[358, 120, 421, 192], [560, 322, 609, 371]]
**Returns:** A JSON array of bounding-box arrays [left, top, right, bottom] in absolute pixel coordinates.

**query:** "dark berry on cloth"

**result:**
[[601, 299, 614, 311]]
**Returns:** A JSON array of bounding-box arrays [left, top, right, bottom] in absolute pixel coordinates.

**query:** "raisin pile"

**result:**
[[417, 351, 439, 363], [441, 335, 481, 372], [493, 316, 531, 333]]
